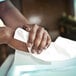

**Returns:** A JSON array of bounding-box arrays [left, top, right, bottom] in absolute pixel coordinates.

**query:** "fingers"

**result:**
[[37, 31, 48, 53], [27, 24, 51, 54], [27, 24, 38, 47], [31, 27, 44, 53], [46, 33, 51, 48], [32, 31, 51, 54], [8, 38, 29, 52], [23, 24, 51, 54]]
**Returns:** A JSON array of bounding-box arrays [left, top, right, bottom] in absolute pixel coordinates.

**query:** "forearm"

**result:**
[[0, 1, 29, 29]]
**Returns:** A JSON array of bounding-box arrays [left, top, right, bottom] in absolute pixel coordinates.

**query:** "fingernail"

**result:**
[[44, 45, 49, 49], [45, 44, 50, 49], [38, 50, 42, 54], [28, 43, 32, 47], [44, 46, 48, 49], [32, 49, 35, 53]]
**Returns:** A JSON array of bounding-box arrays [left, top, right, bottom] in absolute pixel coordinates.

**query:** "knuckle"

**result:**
[[40, 26, 44, 31], [34, 24, 38, 27], [33, 24, 38, 28], [37, 27, 44, 34]]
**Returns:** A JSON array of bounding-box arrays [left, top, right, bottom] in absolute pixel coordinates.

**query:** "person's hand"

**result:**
[[25, 24, 51, 54], [0, 1, 51, 54], [0, 26, 28, 52]]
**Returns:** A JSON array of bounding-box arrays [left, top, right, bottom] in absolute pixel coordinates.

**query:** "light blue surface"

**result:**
[[7, 57, 76, 76], [1, 54, 76, 76], [0, 54, 14, 76], [0, 0, 5, 2]]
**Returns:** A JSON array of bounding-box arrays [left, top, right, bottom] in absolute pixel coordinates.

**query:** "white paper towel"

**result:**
[[0, 19, 5, 27], [14, 28, 76, 62], [7, 28, 76, 76]]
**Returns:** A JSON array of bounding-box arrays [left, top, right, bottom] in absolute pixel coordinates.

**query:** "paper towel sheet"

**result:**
[[0, 19, 5, 27], [7, 28, 76, 76], [14, 28, 76, 62]]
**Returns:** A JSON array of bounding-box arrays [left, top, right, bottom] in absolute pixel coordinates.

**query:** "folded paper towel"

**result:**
[[7, 28, 76, 76], [14, 28, 76, 62]]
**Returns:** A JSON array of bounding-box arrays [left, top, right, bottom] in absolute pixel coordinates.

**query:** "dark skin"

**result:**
[[0, 1, 51, 54]]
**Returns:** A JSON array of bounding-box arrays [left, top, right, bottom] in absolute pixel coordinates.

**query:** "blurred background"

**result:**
[[0, 0, 76, 66]]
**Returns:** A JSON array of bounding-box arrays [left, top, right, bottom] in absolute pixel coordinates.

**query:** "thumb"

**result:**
[[8, 38, 29, 52]]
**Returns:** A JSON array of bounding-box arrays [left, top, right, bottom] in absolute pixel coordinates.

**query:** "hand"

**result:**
[[25, 24, 51, 54], [0, 26, 28, 52], [0, 1, 51, 54]]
